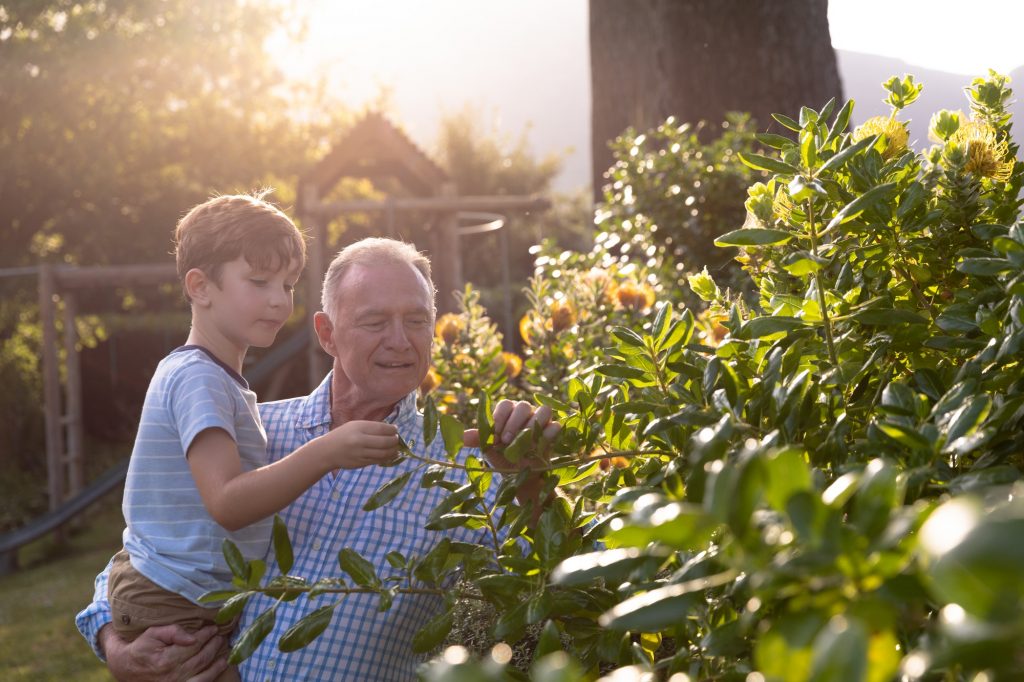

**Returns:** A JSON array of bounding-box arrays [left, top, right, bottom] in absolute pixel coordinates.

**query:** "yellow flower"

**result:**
[[419, 368, 441, 395], [501, 352, 522, 379], [949, 121, 1015, 182], [772, 188, 794, 223], [519, 310, 543, 346], [852, 116, 909, 160], [549, 299, 577, 334], [434, 313, 463, 346], [615, 280, 656, 311]]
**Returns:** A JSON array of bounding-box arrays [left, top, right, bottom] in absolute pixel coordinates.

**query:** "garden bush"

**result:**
[[212, 72, 1024, 682]]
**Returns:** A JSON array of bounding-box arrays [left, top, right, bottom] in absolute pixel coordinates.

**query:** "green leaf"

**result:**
[[411, 609, 454, 653], [600, 574, 733, 631], [222, 539, 248, 582], [800, 130, 818, 168], [764, 447, 812, 512], [851, 308, 928, 326], [337, 548, 377, 587], [596, 364, 649, 380], [213, 591, 252, 625], [422, 397, 439, 445], [956, 257, 1014, 276], [535, 620, 563, 661], [612, 326, 645, 348], [272, 515, 293, 576], [439, 414, 465, 459], [822, 182, 897, 234], [737, 151, 801, 175], [877, 423, 931, 451], [278, 604, 336, 653], [817, 134, 876, 174], [502, 426, 535, 464], [826, 99, 855, 143], [362, 471, 412, 512], [810, 616, 868, 682], [228, 605, 276, 665], [651, 302, 672, 343], [714, 228, 793, 247], [943, 395, 991, 445], [475, 393, 493, 449], [738, 316, 806, 339], [772, 112, 802, 132], [781, 250, 829, 276], [755, 132, 794, 149]]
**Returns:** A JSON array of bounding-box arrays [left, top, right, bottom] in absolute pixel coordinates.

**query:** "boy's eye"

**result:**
[[250, 279, 267, 286]]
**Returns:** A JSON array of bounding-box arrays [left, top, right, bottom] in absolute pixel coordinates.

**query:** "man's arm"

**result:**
[[76, 556, 227, 681]]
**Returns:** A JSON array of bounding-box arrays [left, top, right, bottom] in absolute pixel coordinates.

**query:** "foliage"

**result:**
[[214, 72, 1024, 681], [0, 0, 338, 271], [596, 113, 767, 299]]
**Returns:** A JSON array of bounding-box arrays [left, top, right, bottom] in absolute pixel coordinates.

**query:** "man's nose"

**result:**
[[383, 320, 411, 348]]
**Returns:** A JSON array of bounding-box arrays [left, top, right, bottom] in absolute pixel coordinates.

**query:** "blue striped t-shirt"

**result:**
[[121, 346, 272, 604]]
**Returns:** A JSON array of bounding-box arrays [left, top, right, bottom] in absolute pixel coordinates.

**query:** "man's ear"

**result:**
[[313, 311, 337, 357], [184, 268, 213, 307]]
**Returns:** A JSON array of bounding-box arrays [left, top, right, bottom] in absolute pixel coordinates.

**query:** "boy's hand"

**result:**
[[326, 420, 401, 468]]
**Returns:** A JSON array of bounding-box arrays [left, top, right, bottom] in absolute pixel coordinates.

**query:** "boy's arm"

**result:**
[[188, 421, 399, 531]]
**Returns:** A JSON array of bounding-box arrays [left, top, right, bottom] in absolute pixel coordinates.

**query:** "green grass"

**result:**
[[0, 497, 124, 681]]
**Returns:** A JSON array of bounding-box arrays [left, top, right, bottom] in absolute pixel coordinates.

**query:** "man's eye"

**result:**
[[363, 321, 387, 330], [407, 318, 429, 327]]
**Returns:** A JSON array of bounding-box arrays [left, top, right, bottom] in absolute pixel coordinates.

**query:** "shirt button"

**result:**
[[312, 539, 322, 550], [267, 660, 276, 670], [331, 491, 340, 501]]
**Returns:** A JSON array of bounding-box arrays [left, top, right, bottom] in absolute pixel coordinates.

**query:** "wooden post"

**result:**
[[434, 183, 463, 314], [302, 185, 329, 391], [38, 265, 65, 537], [63, 291, 84, 498]]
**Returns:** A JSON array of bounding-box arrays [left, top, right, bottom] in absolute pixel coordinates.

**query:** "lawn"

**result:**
[[0, 496, 124, 681]]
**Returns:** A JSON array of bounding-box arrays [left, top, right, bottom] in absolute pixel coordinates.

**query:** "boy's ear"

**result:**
[[184, 268, 213, 307]]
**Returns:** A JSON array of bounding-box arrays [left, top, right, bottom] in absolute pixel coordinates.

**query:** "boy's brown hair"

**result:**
[[174, 192, 306, 300]]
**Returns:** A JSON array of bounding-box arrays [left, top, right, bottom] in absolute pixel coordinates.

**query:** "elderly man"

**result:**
[[77, 238, 558, 681]]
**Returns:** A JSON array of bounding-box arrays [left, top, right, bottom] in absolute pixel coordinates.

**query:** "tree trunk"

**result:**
[[590, 0, 843, 192]]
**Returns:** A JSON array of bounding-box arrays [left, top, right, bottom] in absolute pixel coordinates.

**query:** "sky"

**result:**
[[266, 0, 1024, 191]]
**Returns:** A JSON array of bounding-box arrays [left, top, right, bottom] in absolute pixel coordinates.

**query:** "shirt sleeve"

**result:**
[[165, 361, 239, 454], [75, 554, 115, 661]]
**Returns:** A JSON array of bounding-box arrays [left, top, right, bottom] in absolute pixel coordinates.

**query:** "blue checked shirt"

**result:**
[[77, 372, 503, 681]]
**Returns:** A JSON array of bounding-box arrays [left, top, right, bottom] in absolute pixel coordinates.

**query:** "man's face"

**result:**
[[316, 261, 435, 413]]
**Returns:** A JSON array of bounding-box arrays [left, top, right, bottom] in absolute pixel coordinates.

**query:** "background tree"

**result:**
[[589, 0, 843, 192]]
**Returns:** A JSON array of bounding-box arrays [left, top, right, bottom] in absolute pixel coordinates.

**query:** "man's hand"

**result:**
[[464, 400, 561, 471], [101, 623, 228, 682]]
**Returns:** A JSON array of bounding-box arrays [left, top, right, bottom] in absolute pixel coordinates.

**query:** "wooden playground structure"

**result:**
[[1, 112, 549, 572]]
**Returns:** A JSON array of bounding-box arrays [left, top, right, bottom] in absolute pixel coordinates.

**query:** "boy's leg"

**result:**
[[107, 550, 240, 667]]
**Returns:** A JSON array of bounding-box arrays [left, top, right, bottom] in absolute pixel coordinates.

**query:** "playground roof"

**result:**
[[302, 112, 449, 198]]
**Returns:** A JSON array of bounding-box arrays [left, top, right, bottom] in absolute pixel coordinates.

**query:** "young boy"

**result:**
[[108, 193, 400, 681]]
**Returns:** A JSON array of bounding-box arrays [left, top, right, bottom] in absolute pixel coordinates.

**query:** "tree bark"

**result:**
[[590, 0, 843, 192]]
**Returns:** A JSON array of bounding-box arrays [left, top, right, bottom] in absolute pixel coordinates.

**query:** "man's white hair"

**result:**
[[321, 237, 436, 318]]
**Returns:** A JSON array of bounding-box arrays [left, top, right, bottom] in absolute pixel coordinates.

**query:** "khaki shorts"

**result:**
[[108, 549, 240, 681]]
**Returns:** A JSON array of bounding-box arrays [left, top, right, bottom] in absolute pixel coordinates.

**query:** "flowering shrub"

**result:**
[[212, 72, 1024, 682]]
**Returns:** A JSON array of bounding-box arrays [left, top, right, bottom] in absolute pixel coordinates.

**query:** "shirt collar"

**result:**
[[295, 372, 417, 430]]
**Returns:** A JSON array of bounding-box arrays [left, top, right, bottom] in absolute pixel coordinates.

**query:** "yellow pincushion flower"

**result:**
[[419, 368, 441, 395], [615, 280, 656, 311], [434, 313, 463, 346], [853, 116, 909, 160], [548, 299, 577, 333], [501, 352, 523, 379], [519, 310, 543, 346], [950, 121, 1015, 182]]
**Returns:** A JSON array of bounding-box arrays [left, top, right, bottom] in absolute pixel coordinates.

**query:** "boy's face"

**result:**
[[200, 256, 302, 351]]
